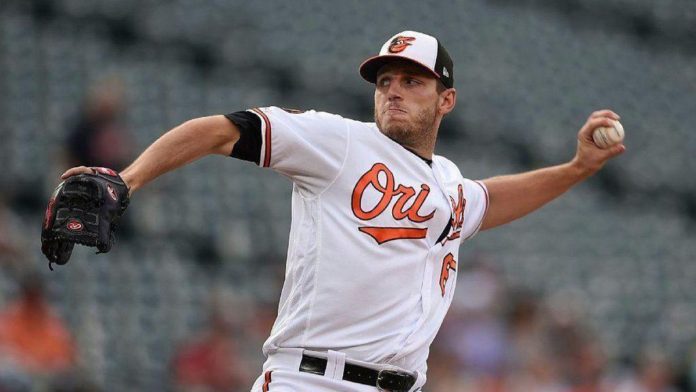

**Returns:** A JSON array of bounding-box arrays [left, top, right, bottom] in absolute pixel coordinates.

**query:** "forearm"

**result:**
[[480, 161, 592, 230], [120, 115, 238, 194], [478, 110, 626, 231]]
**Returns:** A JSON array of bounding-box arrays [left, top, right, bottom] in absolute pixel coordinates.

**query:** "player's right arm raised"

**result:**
[[478, 110, 625, 231], [61, 115, 240, 194]]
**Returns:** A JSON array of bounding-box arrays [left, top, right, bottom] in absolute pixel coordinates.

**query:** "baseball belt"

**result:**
[[299, 354, 416, 392]]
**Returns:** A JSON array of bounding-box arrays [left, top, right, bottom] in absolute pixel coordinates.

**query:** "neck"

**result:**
[[410, 124, 439, 160], [409, 144, 434, 160], [382, 132, 435, 161]]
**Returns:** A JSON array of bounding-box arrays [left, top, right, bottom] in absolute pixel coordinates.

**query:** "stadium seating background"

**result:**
[[0, 0, 694, 390]]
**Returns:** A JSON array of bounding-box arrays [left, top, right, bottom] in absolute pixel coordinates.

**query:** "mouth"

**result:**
[[384, 107, 407, 115]]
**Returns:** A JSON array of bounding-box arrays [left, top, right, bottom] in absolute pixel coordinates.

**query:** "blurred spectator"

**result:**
[[0, 198, 25, 268], [431, 270, 623, 392], [441, 261, 507, 371], [689, 343, 696, 391], [426, 345, 472, 392], [65, 77, 134, 170], [64, 76, 137, 239], [431, 261, 508, 391], [171, 293, 252, 392], [615, 348, 679, 392], [505, 288, 566, 392], [545, 290, 608, 392], [0, 272, 76, 377]]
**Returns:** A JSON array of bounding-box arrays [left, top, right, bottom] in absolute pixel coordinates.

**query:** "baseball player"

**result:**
[[58, 31, 625, 391]]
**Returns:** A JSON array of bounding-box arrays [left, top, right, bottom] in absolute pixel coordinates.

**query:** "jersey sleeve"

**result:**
[[225, 106, 349, 195], [460, 179, 489, 242]]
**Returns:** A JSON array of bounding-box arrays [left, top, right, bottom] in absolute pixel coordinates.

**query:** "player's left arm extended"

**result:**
[[479, 110, 626, 231]]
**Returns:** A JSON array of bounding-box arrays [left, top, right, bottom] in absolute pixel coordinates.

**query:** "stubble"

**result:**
[[374, 102, 439, 154]]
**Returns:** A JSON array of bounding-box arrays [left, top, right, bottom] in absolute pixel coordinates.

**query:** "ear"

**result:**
[[438, 88, 456, 116]]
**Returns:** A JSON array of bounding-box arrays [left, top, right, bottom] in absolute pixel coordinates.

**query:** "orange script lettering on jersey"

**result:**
[[443, 184, 465, 243], [439, 253, 457, 296], [352, 163, 435, 244]]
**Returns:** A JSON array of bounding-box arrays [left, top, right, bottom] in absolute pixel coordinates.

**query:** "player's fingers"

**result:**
[[606, 143, 626, 159], [61, 166, 92, 179], [579, 117, 616, 139], [589, 109, 620, 120]]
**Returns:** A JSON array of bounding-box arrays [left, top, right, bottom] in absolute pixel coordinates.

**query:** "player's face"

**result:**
[[374, 62, 454, 155]]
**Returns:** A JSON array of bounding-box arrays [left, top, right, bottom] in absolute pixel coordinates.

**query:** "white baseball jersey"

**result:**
[[226, 106, 489, 386]]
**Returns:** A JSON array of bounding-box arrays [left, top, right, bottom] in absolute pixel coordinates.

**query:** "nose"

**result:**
[[385, 79, 403, 101]]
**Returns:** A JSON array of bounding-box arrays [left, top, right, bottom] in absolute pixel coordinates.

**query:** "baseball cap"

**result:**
[[359, 31, 454, 89]]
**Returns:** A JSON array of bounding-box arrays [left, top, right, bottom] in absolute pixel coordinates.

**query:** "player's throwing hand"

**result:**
[[572, 109, 626, 175]]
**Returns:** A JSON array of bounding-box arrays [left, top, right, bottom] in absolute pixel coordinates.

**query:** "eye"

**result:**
[[377, 77, 390, 87], [405, 77, 421, 86]]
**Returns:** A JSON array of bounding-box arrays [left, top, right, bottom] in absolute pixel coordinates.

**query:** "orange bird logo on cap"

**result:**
[[388, 36, 416, 53]]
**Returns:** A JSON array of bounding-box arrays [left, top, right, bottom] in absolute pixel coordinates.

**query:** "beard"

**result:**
[[374, 102, 438, 151]]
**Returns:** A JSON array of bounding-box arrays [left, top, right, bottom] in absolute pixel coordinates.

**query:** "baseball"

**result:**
[[592, 120, 625, 149]]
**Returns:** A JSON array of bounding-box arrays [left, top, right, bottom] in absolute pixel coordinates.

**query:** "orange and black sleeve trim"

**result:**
[[251, 108, 272, 168], [224, 111, 262, 165]]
